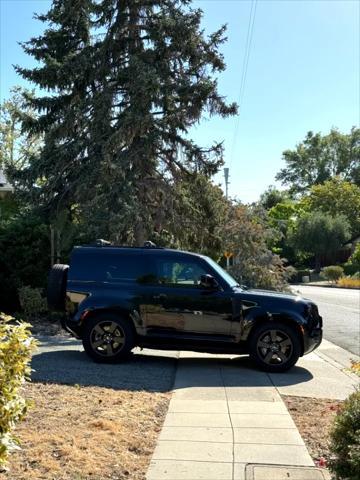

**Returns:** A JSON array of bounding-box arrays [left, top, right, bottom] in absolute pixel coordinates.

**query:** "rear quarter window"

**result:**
[[69, 251, 154, 283]]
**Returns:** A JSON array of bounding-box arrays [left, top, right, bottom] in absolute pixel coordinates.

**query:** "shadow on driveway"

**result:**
[[31, 339, 313, 393]]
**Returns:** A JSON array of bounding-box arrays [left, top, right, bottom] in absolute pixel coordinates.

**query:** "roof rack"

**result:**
[[86, 239, 162, 249], [90, 239, 113, 247], [143, 241, 157, 248]]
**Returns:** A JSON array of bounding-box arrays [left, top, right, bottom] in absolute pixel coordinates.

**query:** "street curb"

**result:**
[[316, 338, 360, 382], [292, 283, 360, 290]]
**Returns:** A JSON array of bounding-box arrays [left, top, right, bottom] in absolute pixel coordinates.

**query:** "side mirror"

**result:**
[[200, 274, 219, 290]]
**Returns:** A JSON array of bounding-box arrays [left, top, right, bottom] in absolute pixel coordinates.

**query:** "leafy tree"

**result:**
[[276, 128, 360, 194], [13, 0, 236, 245], [224, 204, 294, 290], [301, 178, 360, 236], [267, 200, 300, 263], [0, 86, 41, 170], [168, 175, 230, 258], [259, 185, 289, 210], [289, 211, 350, 271]]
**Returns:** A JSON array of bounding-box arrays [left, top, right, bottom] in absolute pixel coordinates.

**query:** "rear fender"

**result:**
[[72, 303, 140, 337]]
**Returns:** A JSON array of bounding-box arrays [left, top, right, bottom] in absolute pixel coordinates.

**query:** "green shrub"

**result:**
[[349, 243, 360, 266], [329, 389, 360, 480], [0, 214, 50, 311], [0, 313, 37, 470], [322, 265, 344, 283], [18, 286, 47, 319], [343, 262, 359, 276]]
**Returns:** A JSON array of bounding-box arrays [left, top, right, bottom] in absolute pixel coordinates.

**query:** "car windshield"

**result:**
[[205, 256, 240, 289]]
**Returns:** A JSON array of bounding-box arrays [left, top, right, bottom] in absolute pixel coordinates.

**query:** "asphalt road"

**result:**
[[292, 285, 360, 356]]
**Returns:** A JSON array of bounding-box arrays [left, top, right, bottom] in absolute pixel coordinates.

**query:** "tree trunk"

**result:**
[[134, 219, 145, 246]]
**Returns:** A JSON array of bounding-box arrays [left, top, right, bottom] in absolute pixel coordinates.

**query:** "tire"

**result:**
[[47, 264, 69, 311], [249, 322, 301, 372], [82, 313, 135, 363]]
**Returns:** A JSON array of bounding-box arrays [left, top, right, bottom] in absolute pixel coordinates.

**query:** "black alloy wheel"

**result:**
[[82, 314, 134, 363], [249, 322, 301, 372]]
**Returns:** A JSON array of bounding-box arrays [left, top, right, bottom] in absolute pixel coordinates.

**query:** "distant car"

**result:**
[[47, 241, 322, 372]]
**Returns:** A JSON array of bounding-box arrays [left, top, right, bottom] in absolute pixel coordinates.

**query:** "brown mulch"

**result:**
[[0, 382, 170, 480], [283, 395, 343, 466], [28, 316, 69, 337]]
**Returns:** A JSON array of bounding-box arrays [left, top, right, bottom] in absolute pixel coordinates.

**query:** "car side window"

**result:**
[[154, 258, 209, 287]]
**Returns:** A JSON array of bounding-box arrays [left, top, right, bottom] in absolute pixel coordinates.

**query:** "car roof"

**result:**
[[72, 245, 205, 260]]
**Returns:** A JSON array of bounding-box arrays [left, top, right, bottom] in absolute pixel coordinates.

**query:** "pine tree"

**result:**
[[14, 0, 237, 244]]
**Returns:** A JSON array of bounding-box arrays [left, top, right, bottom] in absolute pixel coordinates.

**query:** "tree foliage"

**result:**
[[259, 185, 289, 210], [0, 215, 50, 311], [301, 178, 360, 237], [0, 86, 41, 171], [224, 204, 294, 290], [289, 211, 350, 271], [276, 128, 360, 194], [12, 0, 236, 244]]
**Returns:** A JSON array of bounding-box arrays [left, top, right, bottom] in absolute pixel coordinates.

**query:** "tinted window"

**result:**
[[70, 251, 153, 283], [153, 257, 209, 287]]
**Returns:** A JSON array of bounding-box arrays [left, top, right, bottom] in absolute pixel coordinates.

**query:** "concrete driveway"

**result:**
[[32, 335, 357, 400], [32, 336, 178, 392], [292, 285, 360, 355]]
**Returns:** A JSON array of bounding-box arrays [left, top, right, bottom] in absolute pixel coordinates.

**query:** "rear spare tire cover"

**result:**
[[47, 264, 69, 310]]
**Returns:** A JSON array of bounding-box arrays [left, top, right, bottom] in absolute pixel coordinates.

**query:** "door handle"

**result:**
[[153, 293, 167, 300]]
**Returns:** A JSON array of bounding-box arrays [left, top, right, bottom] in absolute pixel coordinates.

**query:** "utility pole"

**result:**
[[224, 167, 229, 199], [223, 167, 231, 270]]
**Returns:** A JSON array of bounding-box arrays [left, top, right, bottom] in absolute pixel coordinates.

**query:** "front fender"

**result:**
[[241, 307, 307, 342]]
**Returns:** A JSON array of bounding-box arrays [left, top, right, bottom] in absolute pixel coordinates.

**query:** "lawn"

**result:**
[[0, 382, 170, 480]]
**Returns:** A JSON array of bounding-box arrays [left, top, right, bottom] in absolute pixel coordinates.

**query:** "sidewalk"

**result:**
[[146, 342, 358, 480]]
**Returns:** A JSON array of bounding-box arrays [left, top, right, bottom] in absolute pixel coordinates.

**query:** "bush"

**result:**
[[322, 265, 344, 283], [343, 262, 359, 276], [0, 313, 37, 470], [329, 389, 360, 480], [349, 243, 360, 266], [0, 214, 50, 311], [18, 286, 47, 319]]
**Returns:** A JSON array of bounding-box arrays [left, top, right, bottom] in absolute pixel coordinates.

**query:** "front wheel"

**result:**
[[249, 322, 301, 372], [82, 313, 135, 363]]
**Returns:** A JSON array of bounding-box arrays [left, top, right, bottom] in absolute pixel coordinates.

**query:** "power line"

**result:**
[[229, 0, 258, 169]]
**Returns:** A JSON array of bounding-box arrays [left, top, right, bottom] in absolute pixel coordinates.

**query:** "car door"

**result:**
[[143, 255, 233, 338]]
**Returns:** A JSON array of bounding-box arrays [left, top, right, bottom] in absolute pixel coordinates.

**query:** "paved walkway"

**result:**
[[147, 353, 312, 480], [147, 341, 358, 480]]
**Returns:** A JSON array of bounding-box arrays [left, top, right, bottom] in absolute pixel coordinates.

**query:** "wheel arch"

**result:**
[[246, 311, 305, 356], [78, 307, 138, 339]]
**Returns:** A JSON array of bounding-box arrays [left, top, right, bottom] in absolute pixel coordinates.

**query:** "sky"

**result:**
[[0, 0, 359, 203]]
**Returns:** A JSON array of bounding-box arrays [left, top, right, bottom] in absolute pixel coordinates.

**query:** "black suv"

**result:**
[[47, 242, 322, 372]]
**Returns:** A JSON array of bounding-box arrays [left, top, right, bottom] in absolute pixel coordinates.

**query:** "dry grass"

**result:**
[[283, 395, 343, 466], [0, 382, 170, 480]]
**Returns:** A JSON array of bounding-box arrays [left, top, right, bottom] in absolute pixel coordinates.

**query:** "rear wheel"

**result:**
[[249, 322, 301, 372], [82, 313, 135, 363]]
